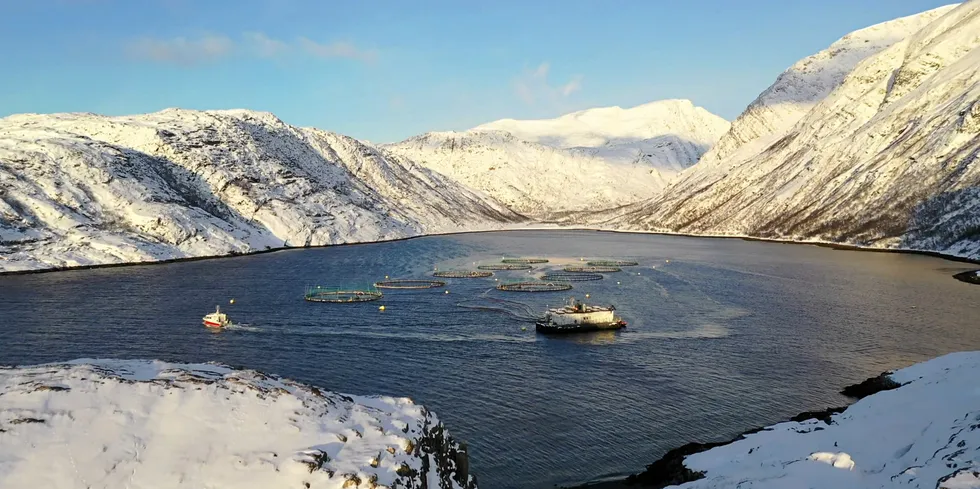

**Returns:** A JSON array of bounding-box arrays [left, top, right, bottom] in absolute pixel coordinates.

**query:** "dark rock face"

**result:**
[[395, 410, 478, 489], [953, 270, 980, 285], [622, 441, 727, 488], [841, 372, 901, 399], [788, 406, 847, 424]]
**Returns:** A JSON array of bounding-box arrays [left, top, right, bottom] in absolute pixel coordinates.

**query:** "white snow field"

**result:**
[[0, 109, 522, 272], [0, 359, 475, 489], [667, 351, 980, 489], [384, 100, 729, 216], [604, 2, 980, 259]]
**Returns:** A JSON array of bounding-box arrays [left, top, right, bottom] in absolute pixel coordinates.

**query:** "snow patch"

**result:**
[[672, 351, 980, 489], [0, 359, 476, 488]]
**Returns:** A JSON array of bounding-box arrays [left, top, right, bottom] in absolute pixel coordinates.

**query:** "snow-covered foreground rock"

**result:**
[[0, 109, 522, 272], [602, 2, 980, 259], [622, 351, 980, 489], [0, 359, 476, 489], [384, 100, 728, 216]]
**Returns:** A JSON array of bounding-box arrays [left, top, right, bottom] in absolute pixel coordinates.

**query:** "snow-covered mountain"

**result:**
[[604, 2, 980, 258], [384, 100, 729, 216], [620, 351, 980, 489], [0, 109, 522, 272], [698, 4, 957, 169], [0, 359, 476, 489]]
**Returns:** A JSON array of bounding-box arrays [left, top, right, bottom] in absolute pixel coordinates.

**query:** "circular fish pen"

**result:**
[[540, 272, 603, 282], [501, 258, 549, 264], [305, 286, 383, 303], [374, 279, 446, 289], [477, 264, 533, 271], [564, 265, 622, 273], [587, 260, 639, 267], [496, 282, 572, 292], [433, 270, 493, 278]]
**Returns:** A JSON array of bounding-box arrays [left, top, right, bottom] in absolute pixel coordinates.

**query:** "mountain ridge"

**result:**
[[603, 1, 980, 259], [384, 99, 729, 216], [0, 108, 523, 272]]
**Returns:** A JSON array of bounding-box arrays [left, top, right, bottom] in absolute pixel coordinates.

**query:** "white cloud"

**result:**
[[513, 62, 583, 105], [299, 38, 378, 63], [560, 76, 583, 96], [244, 32, 289, 58], [125, 35, 233, 65], [125, 33, 378, 66]]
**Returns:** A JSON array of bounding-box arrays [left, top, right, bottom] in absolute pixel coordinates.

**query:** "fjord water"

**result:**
[[2, 230, 978, 488]]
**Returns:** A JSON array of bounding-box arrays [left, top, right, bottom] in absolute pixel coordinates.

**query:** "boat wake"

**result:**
[[223, 323, 260, 332], [455, 291, 545, 323]]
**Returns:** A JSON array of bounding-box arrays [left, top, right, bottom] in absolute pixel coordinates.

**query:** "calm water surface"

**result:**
[[2, 231, 979, 488]]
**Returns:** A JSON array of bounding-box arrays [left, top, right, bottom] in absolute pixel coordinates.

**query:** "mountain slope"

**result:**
[[384, 100, 728, 216], [606, 2, 980, 258], [0, 109, 522, 272], [698, 4, 957, 170]]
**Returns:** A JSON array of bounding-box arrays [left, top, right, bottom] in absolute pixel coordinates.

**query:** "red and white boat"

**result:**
[[202, 305, 231, 329]]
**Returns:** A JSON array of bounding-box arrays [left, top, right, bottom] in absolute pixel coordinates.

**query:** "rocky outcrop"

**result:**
[[0, 359, 479, 488]]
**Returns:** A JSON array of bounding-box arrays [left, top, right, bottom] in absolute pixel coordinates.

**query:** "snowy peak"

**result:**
[[607, 1, 980, 259], [699, 4, 958, 167], [385, 100, 728, 216], [475, 99, 729, 150]]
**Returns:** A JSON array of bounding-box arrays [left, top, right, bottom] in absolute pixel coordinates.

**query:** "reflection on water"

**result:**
[[1, 230, 979, 489]]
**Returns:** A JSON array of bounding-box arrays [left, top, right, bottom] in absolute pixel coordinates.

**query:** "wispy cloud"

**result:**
[[244, 31, 289, 58], [299, 38, 378, 63], [124, 33, 377, 66], [513, 62, 583, 105], [125, 35, 234, 65]]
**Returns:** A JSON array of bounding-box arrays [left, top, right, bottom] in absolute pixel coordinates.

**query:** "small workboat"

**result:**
[[535, 297, 627, 335], [202, 305, 231, 329]]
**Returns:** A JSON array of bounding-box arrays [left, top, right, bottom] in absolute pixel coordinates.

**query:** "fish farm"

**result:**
[[501, 258, 550, 264], [540, 272, 604, 282], [374, 279, 446, 289], [305, 286, 383, 303], [564, 266, 622, 273], [478, 264, 534, 271], [587, 260, 638, 267], [496, 282, 573, 292], [433, 270, 494, 278]]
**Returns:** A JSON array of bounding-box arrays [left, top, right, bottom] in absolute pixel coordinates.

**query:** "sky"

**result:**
[[0, 0, 958, 142]]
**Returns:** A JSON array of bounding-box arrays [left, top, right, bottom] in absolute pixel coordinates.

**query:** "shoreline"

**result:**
[[2, 225, 980, 277], [567, 372, 903, 488]]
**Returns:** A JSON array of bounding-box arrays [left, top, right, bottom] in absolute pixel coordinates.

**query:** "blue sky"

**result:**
[[0, 0, 956, 142]]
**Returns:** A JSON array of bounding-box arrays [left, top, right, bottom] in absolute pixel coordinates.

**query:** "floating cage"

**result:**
[[540, 272, 604, 282], [496, 281, 572, 292], [587, 260, 639, 267], [373, 279, 446, 289], [305, 286, 383, 303], [501, 258, 549, 264], [433, 270, 493, 278], [564, 266, 622, 273], [477, 264, 533, 271]]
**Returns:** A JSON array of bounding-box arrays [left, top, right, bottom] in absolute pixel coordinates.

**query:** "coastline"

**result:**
[[567, 372, 904, 488], [3, 224, 979, 277]]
